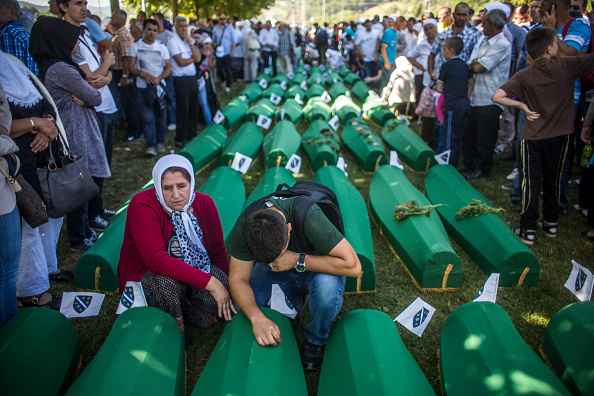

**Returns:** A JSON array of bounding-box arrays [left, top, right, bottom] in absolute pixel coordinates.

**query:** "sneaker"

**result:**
[[146, 147, 157, 156], [302, 342, 326, 371], [514, 227, 536, 245], [538, 220, 558, 238], [90, 215, 108, 231], [494, 144, 506, 155], [70, 239, 94, 252], [501, 182, 513, 190], [101, 209, 116, 219], [225, 87, 231, 93], [167, 123, 176, 131], [157, 143, 166, 153], [574, 204, 587, 212], [121, 135, 143, 143], [582, 209, 589, 217], [87, 229, 99, 243], [506, 168, 518, 180]]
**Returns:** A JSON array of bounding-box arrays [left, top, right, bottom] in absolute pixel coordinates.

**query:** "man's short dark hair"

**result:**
[[143, 18, 159, 29], [56, 0, 68, 16], [138, 11, 146, 17], [113, 9, 127, 20], [152, 12, 164, 21], [444, 37, 464, 55], [242, 210, 288, 264], [525, 27, 557, 59], [408, 17, 416, 22]]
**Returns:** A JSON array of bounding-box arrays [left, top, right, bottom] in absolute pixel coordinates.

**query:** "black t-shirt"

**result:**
[[438, 57, 470, 111]]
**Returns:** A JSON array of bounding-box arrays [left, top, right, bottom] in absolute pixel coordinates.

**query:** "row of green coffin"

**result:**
[[3, 301, 592, 395]]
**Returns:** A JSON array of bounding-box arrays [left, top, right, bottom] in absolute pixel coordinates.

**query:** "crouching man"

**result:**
[[228, 192, 361, 370]]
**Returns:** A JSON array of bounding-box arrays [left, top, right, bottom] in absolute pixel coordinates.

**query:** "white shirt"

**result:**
[[400, 29, 418, 57], [259, 28, 279, 52], [372, 22, 384, 35], [167, 34, 197, 77], [129, 40, 170, 89], [407, 38, 433, 84], [74, 33, 117, 114], [355, 29, 380, 62]]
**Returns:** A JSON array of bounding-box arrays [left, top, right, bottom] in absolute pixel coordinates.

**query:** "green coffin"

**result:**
[[313, 167, 375, 293], [285, 85, 306, 101], [192, 308, 307, 395], [271, 73, 289, 86], [256, 73, 271, 86], [244, 167, 296, 208], [382, 119, 436, 172], [344, 72, 361, 87], [363, 93, 396, 127], [199, 166, 245, 245], [221, 96, 249, 130], [275, 98, 303, 125], [351, 80, 371, 102], [179, 123, 228, 171], [289, 73, 305, 87], [0, 308, 80, 396], [302, 120, 340, 171], [327, 82, 349, 101], [261, 83, 285, 102], [294, 65, 306, 76], [318, 310, 435, 396], [440, 302, 570, 396], [542, 302, 594, 396], [219, 122, 263, 167], [324, 72, 344, 87], [66, 307, 185, 396], [332, 95, 360, 125], [307, 71, 323, 86], [240, 83, 263, 105], [76, 212, 125, 292], [245, 98, 276, 123], [263, 120, 301, 169], [369, 165, 461, 290], [106, 179, 154, 229], [338, 66, 350, 77], [425, 165, 539, 287], [341, 120, 388, 172], [304, 84, 326, 102], [304, 97, 332, 122]]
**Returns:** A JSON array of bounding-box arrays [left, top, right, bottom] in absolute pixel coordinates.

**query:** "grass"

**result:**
[[48, 79, 593, 395]]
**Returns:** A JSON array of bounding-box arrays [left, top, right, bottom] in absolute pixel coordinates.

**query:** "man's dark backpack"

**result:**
[[246, 181, 344, 252], [315, 29, 328, 46]]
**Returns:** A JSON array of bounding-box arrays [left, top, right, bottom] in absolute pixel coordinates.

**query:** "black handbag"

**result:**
[[37, 133, 99, 218]]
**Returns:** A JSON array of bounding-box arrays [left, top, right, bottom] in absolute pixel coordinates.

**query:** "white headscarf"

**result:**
[[423, 18, 438, 29], [153, 154, 211, 272], [0, 51, 42, 108]]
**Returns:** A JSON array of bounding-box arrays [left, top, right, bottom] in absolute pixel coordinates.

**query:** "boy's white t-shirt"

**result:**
[[129, 40, 170, 89], [355, 29, 380, 62], [73, 29, 117, 115]]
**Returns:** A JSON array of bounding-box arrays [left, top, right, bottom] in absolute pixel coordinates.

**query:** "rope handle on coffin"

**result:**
[[375, 154, 383, 171], [518, 267, 530, 288], [276, 155, 282, 167], [442, 264, 454, 289]]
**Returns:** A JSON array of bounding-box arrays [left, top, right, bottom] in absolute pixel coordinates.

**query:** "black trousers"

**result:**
[[216, 55, 233, 88], [112, 69, 141, 139], [173, 75, 199, 145], [462, 105, 503, 176], [519, 134, 570, 230], [262, 50, 277, 76]]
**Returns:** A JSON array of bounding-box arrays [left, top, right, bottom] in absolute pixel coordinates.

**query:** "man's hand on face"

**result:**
[[252, 315, 282, 346], [269, 250, 299, 272]]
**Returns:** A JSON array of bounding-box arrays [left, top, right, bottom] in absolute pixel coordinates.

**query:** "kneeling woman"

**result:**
[[118, 155, 235, 341]]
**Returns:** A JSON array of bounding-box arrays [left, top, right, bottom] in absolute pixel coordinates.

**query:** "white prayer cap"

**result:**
[[423, 18, 438, 28], [413, 22, 423, 32], [484, 1, 511, 18], [251, 18, 258, 24]]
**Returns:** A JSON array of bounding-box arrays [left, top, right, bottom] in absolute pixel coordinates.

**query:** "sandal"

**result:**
[[49, 268, 74, 282], [20, 292, 62, 310]]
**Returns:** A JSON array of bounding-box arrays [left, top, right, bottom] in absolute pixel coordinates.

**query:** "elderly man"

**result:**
[[260, 20, 279, 76], [167, 15, 201, 148], [277, 23, 293, 75], [244, 18, 260, 82], [212, 13, 236, 93], [460, 9, 511, 180], [0, 0, 37, 74]]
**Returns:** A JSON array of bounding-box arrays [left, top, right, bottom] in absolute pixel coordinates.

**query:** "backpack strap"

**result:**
[[561, 18, 575, 40]]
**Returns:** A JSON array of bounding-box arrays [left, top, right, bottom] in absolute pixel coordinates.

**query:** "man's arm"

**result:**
[[469, 59, 486, 73], [79, 62, 113, 89], [427, 52, 436, 80], [156, 59, 172, 84], [229, 256, 282, 346], [380, 42, 390, 69], [270, 238, 362, 278], [98, 37, 114, 54]]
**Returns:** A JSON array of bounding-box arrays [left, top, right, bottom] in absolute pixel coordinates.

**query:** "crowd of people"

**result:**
[[0, 0, 593, 373]]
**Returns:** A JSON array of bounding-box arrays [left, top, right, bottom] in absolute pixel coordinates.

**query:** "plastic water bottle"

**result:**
[[582, 144, 593, 168]]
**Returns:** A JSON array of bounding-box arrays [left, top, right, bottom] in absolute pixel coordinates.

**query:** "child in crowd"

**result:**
[[436, 37, 470, 167], [493, 27, 594, 244]]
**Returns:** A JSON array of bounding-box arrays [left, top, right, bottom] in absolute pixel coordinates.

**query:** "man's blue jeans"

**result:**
[[137, 87, 166, 149], [363, 61, 378, 86], [0, 206, 21, 328], [249, 263, 345, 345], [198, 80, 212, 125]]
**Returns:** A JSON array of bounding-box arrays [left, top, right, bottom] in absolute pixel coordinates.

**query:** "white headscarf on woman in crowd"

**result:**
[[0, 51, 42, 108], [152, 154, 211, 272]]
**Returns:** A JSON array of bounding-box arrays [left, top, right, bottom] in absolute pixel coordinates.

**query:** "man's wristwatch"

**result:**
[[295, 253, 306, 272]]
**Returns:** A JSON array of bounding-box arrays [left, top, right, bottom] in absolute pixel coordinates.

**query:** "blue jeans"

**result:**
[[198, 79, 212, 125], [165, 76, 176, 125], [0, 206, 21, 328], [363, 61, 378, 86], [249, 263, 345, 345], [137, 87, 166, 149]]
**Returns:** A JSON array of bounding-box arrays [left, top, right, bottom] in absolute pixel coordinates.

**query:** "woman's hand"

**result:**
[[72, 94, 89, 107], [205, 276, 237, 321], [30, 132, 50, 153], [34, 117, 58, 140]]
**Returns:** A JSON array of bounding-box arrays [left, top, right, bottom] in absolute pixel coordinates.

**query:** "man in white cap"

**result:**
[[244, 18, 260, 82]]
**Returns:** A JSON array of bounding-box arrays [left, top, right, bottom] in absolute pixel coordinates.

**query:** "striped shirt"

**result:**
[[0, 21, 38, 75], [431, 25, 480, 73], [278, 30, 292, 57], [111, 26, 134, 71]]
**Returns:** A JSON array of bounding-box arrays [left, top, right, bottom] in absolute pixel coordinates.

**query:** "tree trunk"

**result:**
[[172, 0, 178, 18], [110, 0, 119, 13]]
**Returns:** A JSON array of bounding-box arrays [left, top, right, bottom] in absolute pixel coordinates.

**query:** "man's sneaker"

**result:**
[[87, 229, 99, 243], [70, 239, 94, 252], [101, 209, 115, 219], [302, 342, 326, 371], [514, 227, 536, 245], [90, 215, 108, 231], [157, 143, 166, 153], [167, 123, 176, 131], [501, 182, 513, 190], [538, 220, 558, 238], [146, 147, 157, 156], [122, 135, 143, 143], [506, 168, 518, 180], [494, 144, 506, 155]]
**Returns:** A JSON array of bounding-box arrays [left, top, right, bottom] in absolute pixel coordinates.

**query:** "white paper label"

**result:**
[[259, 79, 268, 89], [319, 64, 326, 71], [270, 93, 282, 106], [287, 72, 295, 80], [264, 67, 271, 75], [434, 150, 450, 165], [280, 80, 288, 91], [304, 64, 311, 71], [213, 109, 225, 124], [300, 80, 308, 91], [256, 115, 273, 129], [390, 151, 404, 170], [280, 108, 286, 120], [231, 152, 253, 174], [294, 94, 304, 105], [329, 115, 340, 131], [321, 91, 332, 104], [336, 156, 348, 177], [285, 154, 302, 174]]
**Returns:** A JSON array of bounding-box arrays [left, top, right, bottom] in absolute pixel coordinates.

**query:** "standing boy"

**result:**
[[493, 27, 594, 244], [436, 37, 470, 168]]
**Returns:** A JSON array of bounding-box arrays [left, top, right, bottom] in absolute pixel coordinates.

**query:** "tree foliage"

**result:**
[[123, 0, 275, 19]]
